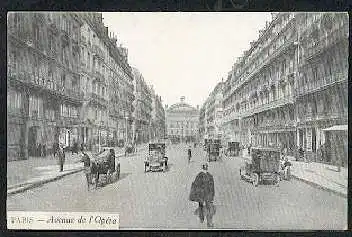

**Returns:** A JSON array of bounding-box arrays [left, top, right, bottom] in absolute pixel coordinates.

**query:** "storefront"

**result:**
[[322, 125, 348, 170]]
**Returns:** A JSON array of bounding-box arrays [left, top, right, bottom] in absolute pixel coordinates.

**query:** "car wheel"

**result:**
[[286, 167, 291, 181], [252, 173, 259, 187], [275, 174, 280, 186]]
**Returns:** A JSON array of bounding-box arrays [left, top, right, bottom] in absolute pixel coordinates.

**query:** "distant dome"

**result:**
[[167, 96, 198, 113], [168, 102, 197, 112]]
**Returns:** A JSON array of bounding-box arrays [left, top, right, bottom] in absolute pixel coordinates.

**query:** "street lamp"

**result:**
[[125, 116, 128, 146]]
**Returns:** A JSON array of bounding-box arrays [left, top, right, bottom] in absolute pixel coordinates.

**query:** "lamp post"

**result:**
[[294, 32, 301, 161], [125, 116, 128, 146]]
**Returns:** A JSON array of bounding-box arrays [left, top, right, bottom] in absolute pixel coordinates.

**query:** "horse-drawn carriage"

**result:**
[[144, 143, 168, 172], [82, 149, 120, 189], [206, 139, 222, 162], [125, 142, 136, 155], [239, 147, 281, 187], [225, 142, 240, 157]]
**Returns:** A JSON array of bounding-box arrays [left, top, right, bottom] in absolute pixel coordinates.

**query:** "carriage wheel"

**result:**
[[275, 174, 280, 186], [252, 173, 259, 187], [107, 170, 112, 184], [286, 167, 291, 181], [117, 165, 120, 180], [240, 168, 245, 180], [95, 174, 99, 189]]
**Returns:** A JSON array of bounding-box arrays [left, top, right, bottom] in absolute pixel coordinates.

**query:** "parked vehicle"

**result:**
[[225, 142, 240, 157], [240, 147, 281, 187], [279, 158, 292, 181], [84, 149, 120, 188], [206, 140, 221, 162], [144, 143, 168, 172], [125, 143, 135, 155]]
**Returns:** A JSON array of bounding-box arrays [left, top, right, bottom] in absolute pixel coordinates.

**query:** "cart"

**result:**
[[144, 143, 168, 172], [239, 147, 280, 186], [84, 149, 120, 188], [225, 142, 240, 157], [206, 142, 221, 162]]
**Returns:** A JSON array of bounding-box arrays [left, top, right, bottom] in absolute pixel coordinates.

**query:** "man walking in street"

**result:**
[[188, 145, 192, 163], [58, 143, 65, 172], [189, 163, 215, 227]]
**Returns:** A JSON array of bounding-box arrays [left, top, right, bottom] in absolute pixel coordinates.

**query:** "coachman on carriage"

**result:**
[[81, 148, 120, 190]]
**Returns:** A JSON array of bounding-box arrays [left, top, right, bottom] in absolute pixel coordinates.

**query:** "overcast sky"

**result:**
[[102, 12, 271, 108]]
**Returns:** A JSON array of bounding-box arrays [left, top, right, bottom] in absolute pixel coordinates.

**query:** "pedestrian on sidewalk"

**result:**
[[58, 144, 66, 172], [81, 152, 92, 190], [188, 145, 192, 163], [189, 163, 215, 228]]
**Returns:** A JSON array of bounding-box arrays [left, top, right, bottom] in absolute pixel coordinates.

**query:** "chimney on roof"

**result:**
[[197, 105, 199, 110]]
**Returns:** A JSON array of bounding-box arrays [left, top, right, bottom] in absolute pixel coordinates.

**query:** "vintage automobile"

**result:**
[[225, 142, 240, 157], [239, 147, 281, 187], [125, 143, 136, 155], [204, 139, 211, 151], [206, 141, 221, 162], [144, 143, 168, 172]]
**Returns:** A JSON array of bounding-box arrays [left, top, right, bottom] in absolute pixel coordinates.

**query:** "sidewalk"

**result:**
[[239, 150, 347, 198], [7, 143, 150, 195], [289, 158, 347, 198], [7, 153, 84, 195]]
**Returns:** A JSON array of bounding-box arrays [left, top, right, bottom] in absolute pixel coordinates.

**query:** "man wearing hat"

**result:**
[[189, 163, 215, 227], [58, 143, 66, 172]]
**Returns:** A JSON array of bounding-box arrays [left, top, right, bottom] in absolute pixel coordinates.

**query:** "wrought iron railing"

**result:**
[[296, 71, 347, 96]]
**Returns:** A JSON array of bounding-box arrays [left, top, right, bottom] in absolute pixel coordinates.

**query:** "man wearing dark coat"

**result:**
[[190, 163, 215, 227], [58, 144, 65, 172]]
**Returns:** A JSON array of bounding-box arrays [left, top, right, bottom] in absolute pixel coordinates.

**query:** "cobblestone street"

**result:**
[[7, 144, 347, 229]]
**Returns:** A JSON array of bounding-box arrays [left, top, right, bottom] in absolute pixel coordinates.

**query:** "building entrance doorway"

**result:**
[[28, 126, 38, 156]]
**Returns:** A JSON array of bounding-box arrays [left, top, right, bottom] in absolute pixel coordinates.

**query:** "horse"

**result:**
[[81, 149, 120, 190]]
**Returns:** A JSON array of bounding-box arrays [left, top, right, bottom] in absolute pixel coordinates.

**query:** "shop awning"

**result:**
[[322, 125, 348, 132]]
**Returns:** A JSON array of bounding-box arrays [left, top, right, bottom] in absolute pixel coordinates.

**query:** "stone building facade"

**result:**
[[201, 82, 224, 140], [132, 67, 153, 144], [152, 91, 166, 141], [166, 97, 199, 143], [294, 12, 348, 164], [221, 12, 348, 165], [7, 12, 83, 160], [7, 12, 135, 160]]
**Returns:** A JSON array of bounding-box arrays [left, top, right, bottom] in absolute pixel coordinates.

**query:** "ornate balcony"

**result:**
[[56, 115, 81, 127], [93, 69, 105, 82], [296, 71, 347, 97], [61, 28, 69, 42], [48, 22, 59, 35], [92, 44, 104, 60], [8, 70, 84, 104], [305, 25, 348, 61], [89, 92, 108, 107], [299, 112, 347, 124], [80, 35, 87, 45]]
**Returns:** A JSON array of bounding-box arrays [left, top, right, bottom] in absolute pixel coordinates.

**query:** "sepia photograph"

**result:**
[[6, 11, 348, 230]]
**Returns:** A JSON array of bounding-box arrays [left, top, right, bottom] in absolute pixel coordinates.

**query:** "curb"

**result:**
[[7, 167, 84, 196], [291, 174, 347, 198], [237, 155, 347, 198]]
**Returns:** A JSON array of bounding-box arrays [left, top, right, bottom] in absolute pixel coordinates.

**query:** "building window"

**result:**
[[312, 66, 318, 82], [61, 73, 66, 88]]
